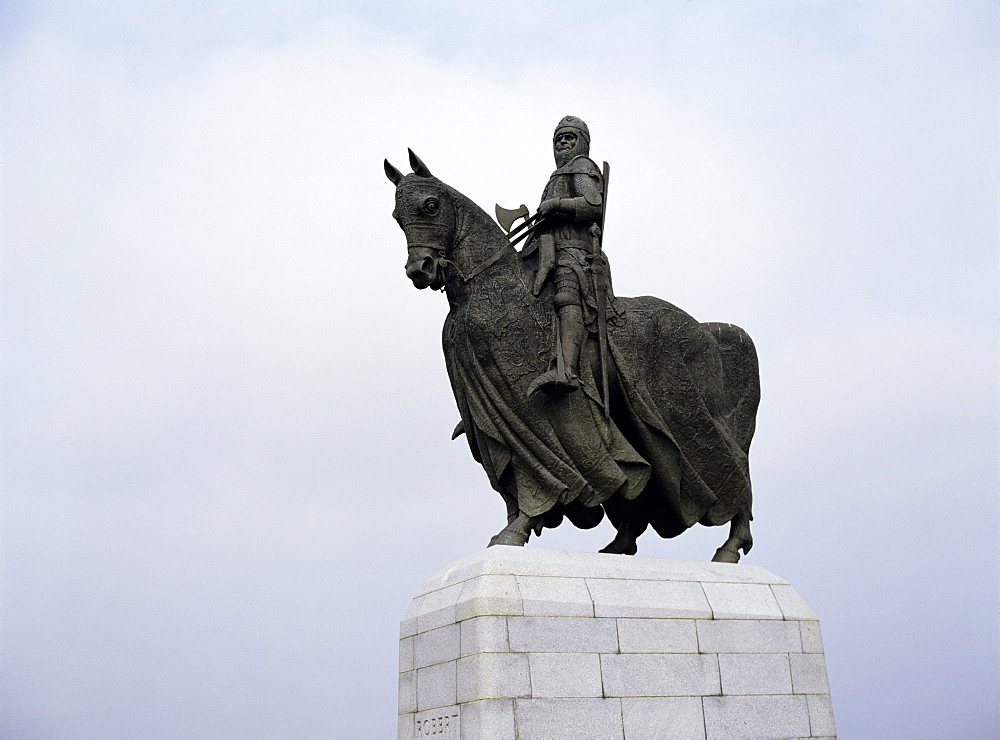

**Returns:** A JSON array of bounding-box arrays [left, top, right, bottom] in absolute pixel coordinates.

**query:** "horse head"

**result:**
[[385, 150, 457, 291]]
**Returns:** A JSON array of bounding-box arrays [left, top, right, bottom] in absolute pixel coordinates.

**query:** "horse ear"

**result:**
[[384, 159, 404, 186], [408, 148, 433, 178]]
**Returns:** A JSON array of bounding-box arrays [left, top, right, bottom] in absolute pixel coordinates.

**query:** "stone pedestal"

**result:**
[[398, 546, 835, 739]]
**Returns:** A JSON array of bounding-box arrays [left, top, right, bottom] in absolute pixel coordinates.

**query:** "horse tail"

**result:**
[[702, 322, 761, 454]]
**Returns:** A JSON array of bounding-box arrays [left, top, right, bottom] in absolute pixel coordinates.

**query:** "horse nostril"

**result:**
[[421, 256, 434, 273]]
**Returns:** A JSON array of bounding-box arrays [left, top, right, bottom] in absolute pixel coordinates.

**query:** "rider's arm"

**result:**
[[538, 172, 603, 222]]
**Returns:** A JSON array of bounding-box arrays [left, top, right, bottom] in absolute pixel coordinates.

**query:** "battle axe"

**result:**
[[495, 203, 529, 233], [495, 202, 549, 247]]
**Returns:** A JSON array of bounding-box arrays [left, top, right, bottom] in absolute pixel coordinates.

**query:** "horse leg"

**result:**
[[712, 509, 753, 563], [599, 497, 648, 555], [488, 510, 543, 547], [501, 493, 519, 526]]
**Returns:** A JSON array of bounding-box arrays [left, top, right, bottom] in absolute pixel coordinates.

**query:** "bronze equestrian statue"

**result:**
[[385, 117, 760, 562]]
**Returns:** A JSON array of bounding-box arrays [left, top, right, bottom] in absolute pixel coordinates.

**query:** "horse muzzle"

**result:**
[[405, 247, 446, 290]]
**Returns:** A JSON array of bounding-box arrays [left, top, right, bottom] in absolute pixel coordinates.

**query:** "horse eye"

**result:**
[[422, 198, 439, 216]]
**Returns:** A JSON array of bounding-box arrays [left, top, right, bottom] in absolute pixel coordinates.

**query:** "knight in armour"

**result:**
[[523, 116, 610, 397]]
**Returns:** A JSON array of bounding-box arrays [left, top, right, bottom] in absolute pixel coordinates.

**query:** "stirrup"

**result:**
[[527, 369, 579, 398]]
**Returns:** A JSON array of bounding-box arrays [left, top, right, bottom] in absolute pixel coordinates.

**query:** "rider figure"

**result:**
[[524, 115, 608, 397]]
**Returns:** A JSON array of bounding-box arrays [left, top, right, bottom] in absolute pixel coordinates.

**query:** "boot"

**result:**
[[528, 305, 584, 397]]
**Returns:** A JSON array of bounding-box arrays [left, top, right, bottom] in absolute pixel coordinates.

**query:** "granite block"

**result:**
[[719, 653, 792, 695], [412, 547, 788, 596], [696, 619, 801, 653], [617, 617, 698, 653], [412, 705, 461, 737], [601, 653, 720, 697], [398, 712, 413, 740], [528, 652, 603, 698], [687, 560, 788, 586], [701, 582, 783, 620], [413, 559, 466, 595], [400, 601, 420, 640], [416, 583, 465, 634], [414, 623, 460, 669], [455, 574, 522, 621], [459, 699, 515, 739], [607, 558, 786, 586], [588, 577, 712, 618], [516, 575, 594, 617], [771, 583, 818, 620], [416, 660, 456, 711], [456, 652, 530, 703], [703, 695, 810, 738], [412, 548, 511, 596], [399, 670, 416, 714], [514, 697, 624, 739], [790, 653, 831, 694], [621, 697, 706, 739], [507, 615, 618, 653], [800, 620, 825, 654], [460, 615, 509, 656], [808, 694, 837, 737], [399, 636, 414, 672]]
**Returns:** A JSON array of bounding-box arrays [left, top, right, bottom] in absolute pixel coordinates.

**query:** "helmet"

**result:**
[[553, 116, 590, 148]]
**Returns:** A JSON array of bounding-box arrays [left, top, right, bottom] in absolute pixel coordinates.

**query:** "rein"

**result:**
[[426, 240, 513, 285], [455, 241, 514, 283], [449, 212, 546, 282]]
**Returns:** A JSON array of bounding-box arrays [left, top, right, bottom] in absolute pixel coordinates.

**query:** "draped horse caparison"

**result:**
[[385, 150, 760, 562]]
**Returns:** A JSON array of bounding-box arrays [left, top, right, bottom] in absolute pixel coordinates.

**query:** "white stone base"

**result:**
[[399, 546, 835, 739]]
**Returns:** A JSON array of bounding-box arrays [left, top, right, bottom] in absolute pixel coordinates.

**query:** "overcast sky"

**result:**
[[2, 2, 997, 737]]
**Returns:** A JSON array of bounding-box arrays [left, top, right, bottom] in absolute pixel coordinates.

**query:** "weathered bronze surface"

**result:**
[[385, 118, 760, 561]]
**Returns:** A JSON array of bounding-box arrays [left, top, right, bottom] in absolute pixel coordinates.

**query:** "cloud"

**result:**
[[2, 2, 997, 737]]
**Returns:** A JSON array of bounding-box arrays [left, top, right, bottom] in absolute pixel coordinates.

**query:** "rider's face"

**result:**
[[553, 131, 579, 166], [554, 132, 578, 153]]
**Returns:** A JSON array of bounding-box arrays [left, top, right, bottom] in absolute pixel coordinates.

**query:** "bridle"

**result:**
[[408, 233, 514, 288]]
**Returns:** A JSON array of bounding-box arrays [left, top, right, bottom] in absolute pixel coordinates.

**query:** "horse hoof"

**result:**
[[488, 529, 529, 547], [599, 538, 638, 555], [712, 546, 741, 563]]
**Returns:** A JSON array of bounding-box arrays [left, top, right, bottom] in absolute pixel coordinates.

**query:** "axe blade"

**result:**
[[495, 203, 529, 233]]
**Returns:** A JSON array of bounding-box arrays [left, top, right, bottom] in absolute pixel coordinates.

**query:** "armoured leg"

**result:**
[[557, 304, 585, 384], [528, 268, 586, 397]]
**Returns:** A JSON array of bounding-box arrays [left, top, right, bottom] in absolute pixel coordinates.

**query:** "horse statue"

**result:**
[[385, 149, 760, 562]]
